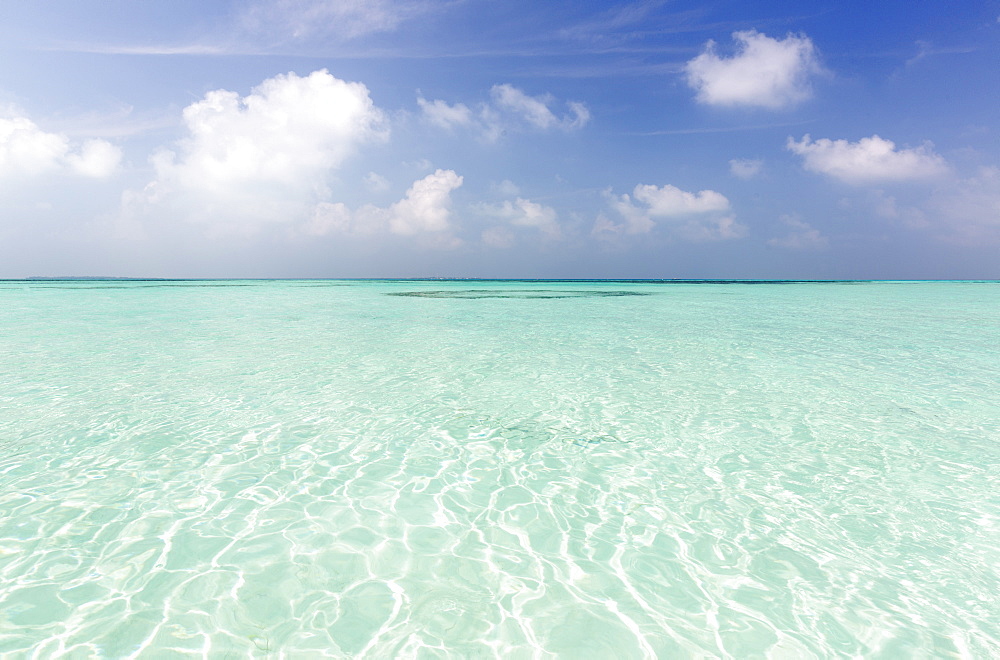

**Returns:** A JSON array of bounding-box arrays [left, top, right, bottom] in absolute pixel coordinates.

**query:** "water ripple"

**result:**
[[0, 281, 998, 657]]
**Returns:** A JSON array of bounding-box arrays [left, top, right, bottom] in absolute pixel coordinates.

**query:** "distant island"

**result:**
[[25, 276, 172, 281]]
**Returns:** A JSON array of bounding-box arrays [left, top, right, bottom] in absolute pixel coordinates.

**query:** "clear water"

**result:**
[[1, 280, 997, 658]]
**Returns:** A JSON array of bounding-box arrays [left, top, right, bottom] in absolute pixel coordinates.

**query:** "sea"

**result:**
[[0, 279, 997, 658]]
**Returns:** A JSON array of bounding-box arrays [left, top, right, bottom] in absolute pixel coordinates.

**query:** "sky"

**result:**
[[1, 0, 999, 279]]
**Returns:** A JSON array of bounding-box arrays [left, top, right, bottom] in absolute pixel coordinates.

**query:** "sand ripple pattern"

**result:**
[[1, 280, 998, 657]]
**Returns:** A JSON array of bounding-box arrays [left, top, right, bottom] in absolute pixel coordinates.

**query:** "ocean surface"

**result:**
[[0, 279, 997, 658]]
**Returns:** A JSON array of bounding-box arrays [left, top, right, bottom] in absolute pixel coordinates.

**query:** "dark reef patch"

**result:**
[[387, 289, 651, 299], [20, 284, 262, 289]]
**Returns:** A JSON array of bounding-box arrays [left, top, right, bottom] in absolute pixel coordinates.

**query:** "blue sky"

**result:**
[[1, 0, 998, 278]]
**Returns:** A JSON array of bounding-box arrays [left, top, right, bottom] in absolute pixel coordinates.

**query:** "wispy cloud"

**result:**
[[869, 167, 1000, 245], [628, 119, 814, 136], [419, 84, 589, 142], [46, 42, 227, 56], [556, 1, 743, 47], [904, 40, 977, 67], [730, 158, 763, 179], [38, 0, 453, 58], [767, 214, 827, 249], [236, 0, 437, 43], [558, 0, 672, 41], [40, 106, 179, 139]]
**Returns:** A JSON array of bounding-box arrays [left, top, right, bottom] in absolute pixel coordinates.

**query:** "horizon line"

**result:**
[[6, 277, 998, 284]]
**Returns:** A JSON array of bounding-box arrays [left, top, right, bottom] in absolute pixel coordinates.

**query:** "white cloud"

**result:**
[[66, 139, 123, 178], [730, 158, 763, 179], [602, 183, 745, 240], [685, 31, 821, 109], [767, 214, 828, 249], [0, 114, 121, 179], [419, 84, 589, 142], [306, 169, 463, 238], [387, 169, 463, 235], [633, 183, 730, 216], [787, 134, 948, 184], [0, 116, 66, 177], [478, 197, 560, 238], [130, 69, 387, 227]]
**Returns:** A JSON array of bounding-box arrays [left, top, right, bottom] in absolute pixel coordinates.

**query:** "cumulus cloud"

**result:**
[[685, 30, 821, 109], [633, 184, 730, 216], [600, 183, 745, 240], [419, 84, 589, 142], [767, 214, 828, 249], [387, 169, 463, 235], [128, 69, 387, 227], [0, 114, 121, 179], [478, 197, 561, 238], [730, 158, 763, 179], [787, 134, 949, 184], [306, 169, 463, 239]]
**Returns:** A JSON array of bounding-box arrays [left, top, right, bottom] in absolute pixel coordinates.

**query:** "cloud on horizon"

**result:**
[[598, 182, 745, 241], [928, 167, 1000, 244], [304, 169, 464, 243], [767, 214, 828, 249], [872, 167, 1000, 245], [477, 197, 561, 239]]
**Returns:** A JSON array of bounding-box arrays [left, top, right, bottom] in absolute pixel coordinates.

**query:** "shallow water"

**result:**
[[1, 280, 998, 657]]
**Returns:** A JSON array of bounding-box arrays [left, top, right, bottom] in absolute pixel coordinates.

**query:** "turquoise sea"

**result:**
[[1, 280, 998, 658]]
